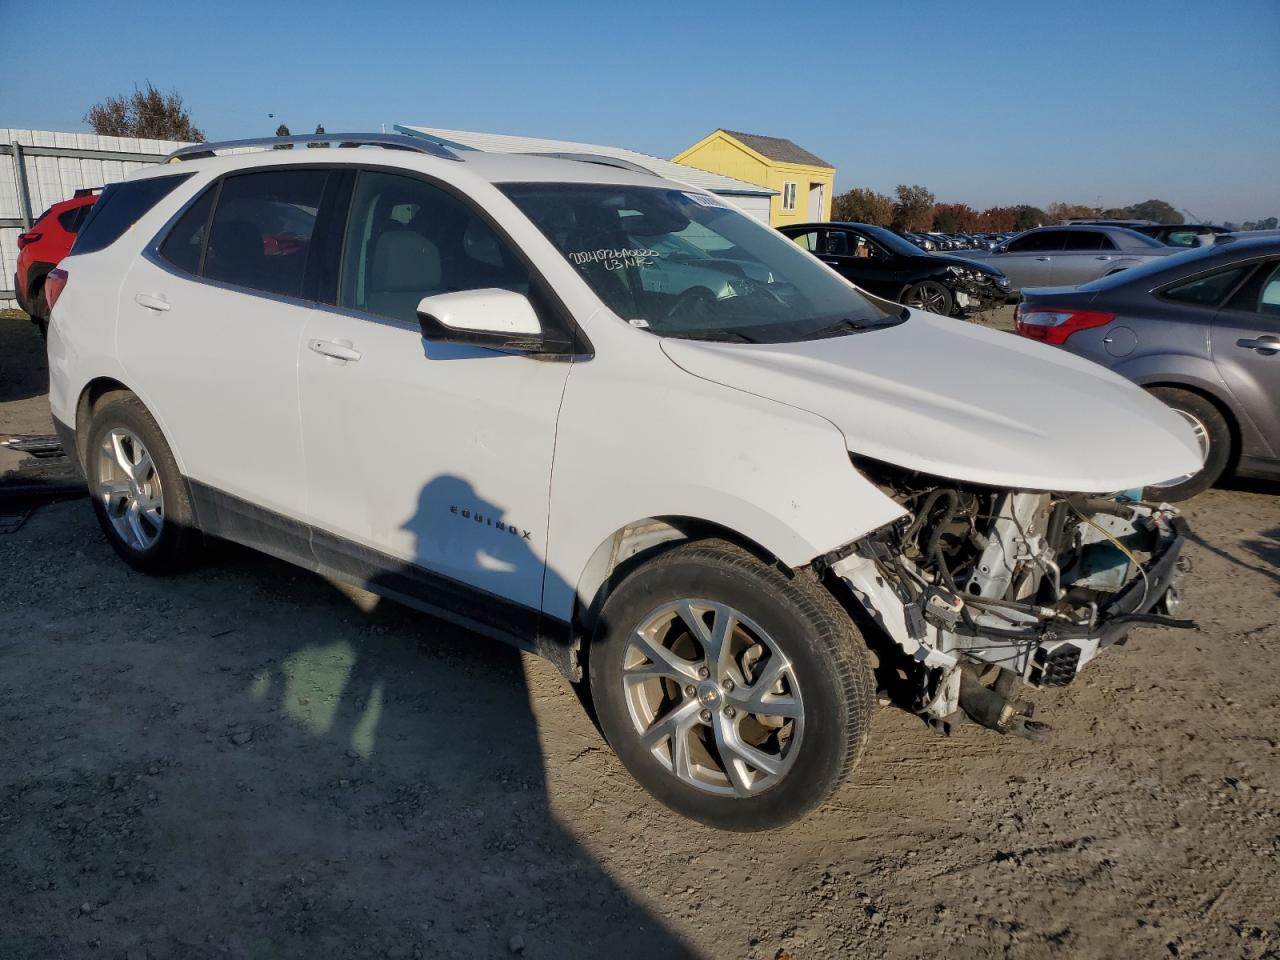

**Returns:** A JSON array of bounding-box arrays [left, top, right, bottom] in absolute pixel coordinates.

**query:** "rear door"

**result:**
[[994, 230, 1066, 289], [1052, 230, 1119, 285], [118, 167, 335, 539], [1211, 260, 1280, 457]]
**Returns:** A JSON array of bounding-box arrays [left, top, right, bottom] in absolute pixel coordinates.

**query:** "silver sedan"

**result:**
[[960, 224, 1178, 292]]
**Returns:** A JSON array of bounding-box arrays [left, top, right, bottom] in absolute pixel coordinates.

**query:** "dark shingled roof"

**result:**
[[720, 129, 832, 168]]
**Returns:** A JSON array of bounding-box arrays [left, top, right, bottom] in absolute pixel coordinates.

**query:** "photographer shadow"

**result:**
[[240, 475, 696, 959]]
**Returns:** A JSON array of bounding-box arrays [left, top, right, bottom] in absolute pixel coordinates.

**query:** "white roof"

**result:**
[[396, 125, 776, 198]]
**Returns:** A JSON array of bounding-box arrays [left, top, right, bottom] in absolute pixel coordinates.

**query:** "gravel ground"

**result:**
[[2, 313, 1278, 959]]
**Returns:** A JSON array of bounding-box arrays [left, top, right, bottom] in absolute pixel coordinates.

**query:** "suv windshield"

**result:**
[[501, 183, 904, 343]]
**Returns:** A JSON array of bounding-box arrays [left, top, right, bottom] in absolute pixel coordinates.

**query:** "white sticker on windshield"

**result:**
[[628, 318, 650, 328], [683, 192, 729, 209], [567, 247, 658, 271]]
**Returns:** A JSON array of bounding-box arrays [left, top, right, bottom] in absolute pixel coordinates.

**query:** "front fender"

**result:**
[[541, 352, 906, 621]]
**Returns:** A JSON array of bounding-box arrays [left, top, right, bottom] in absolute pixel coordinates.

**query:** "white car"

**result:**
[[46, 134, 1202, 830]]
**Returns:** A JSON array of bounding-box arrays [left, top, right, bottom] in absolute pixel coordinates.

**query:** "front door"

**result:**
[[993, 229, 1067, 289], [817, 228, 898, 299], [298, 169, 572, 613], [1211, 259, 1280, 457]]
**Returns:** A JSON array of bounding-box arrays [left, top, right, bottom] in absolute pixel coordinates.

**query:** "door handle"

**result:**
[[1237, 336, 1280, 355], [1035, 256, 1052, 261], [822, 259, 841, 265], [1095, 255, 1113, 261], [134, 292, 170, 312], [308, 338, 362, 362]]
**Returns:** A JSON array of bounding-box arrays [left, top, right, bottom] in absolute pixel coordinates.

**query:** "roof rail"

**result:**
[[523, 152, 657, 176], [165, 133, 461, 163]]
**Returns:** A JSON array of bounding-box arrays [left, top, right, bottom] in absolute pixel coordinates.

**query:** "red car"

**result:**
[[14, 188, 99, 336]]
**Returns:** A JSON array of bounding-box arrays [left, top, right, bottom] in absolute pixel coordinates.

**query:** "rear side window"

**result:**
[[1161, 265, 1250, 306], [158, 186, 218, 276], [57, 204, 92, 233], [72, 174, 192, 255], [1062, 231, 1116, 251], [1224, 261, 1280, 315], [203, 170, 328, 299]]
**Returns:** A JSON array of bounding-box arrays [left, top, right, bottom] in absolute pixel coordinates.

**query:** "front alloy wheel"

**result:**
[[622, 599, 804, 797], [590, 540, 874, 831], [905, 280, 954, 315]]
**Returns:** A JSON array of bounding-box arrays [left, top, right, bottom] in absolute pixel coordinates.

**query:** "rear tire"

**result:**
[[85, 394, 204, 574], [1146, 387, 1231, 500], [32, 287, 49, 340], [588, 540, 874, 831]]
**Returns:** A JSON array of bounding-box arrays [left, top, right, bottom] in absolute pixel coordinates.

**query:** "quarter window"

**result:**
[[158, 186, 218, 276], [1162, 265, 1250, 307], [339, 171, 532, 323], [72, 174, 192, 255], [203, 170, 328, 298]]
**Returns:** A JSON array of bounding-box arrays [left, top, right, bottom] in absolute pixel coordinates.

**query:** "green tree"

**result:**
[[1047, 201, 1099, 223], [891, 184, 936, 231], [1129, 199, 1183, 224], [85, 82, 203, 141], [307, 124, 329, 148], [933, 203, 979, 232], [274, 123, 292, 150], [1012, 205, 1048, 230], [830, 187, 894, 226]]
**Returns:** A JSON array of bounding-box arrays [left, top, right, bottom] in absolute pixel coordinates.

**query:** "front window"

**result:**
[[501, 183, 904, 343]]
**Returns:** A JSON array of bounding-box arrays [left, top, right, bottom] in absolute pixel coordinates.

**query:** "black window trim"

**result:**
[[144, 162, 592, 358], [1215, 258, 1280, 318]]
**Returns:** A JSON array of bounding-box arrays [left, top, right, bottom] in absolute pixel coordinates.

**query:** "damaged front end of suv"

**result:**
[[824, 459, 1192, 740]]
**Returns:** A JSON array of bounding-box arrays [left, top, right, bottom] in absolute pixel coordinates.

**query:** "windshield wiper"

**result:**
[[805, 317, 902, 339], [667, 329, 758, 343]]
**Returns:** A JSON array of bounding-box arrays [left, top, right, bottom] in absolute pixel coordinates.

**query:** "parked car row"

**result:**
[[781, 222, 1010, 316]]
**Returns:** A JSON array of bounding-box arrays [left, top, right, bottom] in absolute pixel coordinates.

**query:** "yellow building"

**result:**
[[674, 129, 835, 227]]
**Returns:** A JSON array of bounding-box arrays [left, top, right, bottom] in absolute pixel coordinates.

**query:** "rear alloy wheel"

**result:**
[[1146, 387, 1231, 500], [86, 394, 204, 573], [905, 280, 954, 316], [589, 540, 874, 831]]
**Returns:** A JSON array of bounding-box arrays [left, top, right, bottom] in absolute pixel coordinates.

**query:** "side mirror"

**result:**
[[416, 288, 572, 354]]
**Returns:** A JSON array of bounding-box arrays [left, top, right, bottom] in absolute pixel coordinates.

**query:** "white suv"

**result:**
[[47, 134, 1201, 830]]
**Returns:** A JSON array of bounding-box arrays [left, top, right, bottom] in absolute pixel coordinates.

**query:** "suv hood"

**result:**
[[660, 311, 1203, 492]]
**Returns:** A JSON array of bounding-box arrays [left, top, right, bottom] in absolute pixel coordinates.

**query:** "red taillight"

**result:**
[[44, 268, 69, 312], [17, 231, 41, 249], [1015, 306, 1114, 345]]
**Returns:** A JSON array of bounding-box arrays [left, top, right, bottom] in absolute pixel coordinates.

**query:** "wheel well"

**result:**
[[573, 517, 788, 642], [1143, 381, 1241, 469], [74, 378, 134, 465]]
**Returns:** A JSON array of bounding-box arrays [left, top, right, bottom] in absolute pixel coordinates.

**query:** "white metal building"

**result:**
[[395, 125, 777, 222], [1, 128, 193, 307]]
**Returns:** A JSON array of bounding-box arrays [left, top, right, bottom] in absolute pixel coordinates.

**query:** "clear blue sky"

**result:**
[[3, 0, 1278, 222]]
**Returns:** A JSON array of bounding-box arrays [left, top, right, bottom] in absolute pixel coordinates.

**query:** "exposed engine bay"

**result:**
[[827, 460, 1193, 740]]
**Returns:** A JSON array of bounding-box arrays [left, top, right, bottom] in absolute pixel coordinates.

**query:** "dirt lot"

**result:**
[[2, 310, 1278, 960]]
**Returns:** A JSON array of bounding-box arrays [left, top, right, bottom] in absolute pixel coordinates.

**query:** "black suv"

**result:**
[[779, 221, 1011, 316]]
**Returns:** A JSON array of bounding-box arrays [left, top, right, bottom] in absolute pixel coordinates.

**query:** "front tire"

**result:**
[[905, 280, 954, 316], [1146, 387, 1231, 500], [588, 540, 874, 831], [85, 394, 204, 573]]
